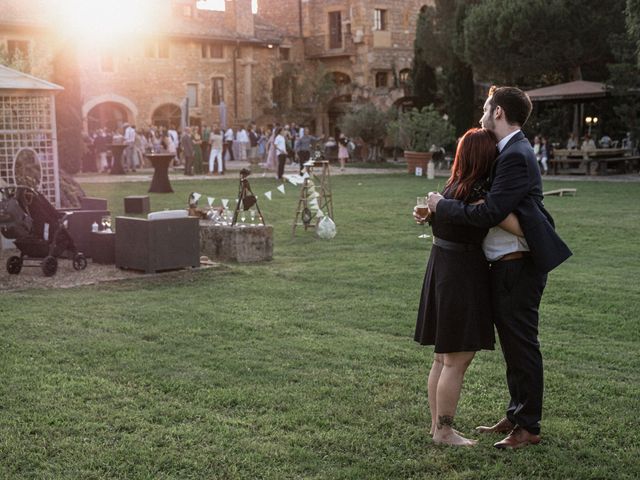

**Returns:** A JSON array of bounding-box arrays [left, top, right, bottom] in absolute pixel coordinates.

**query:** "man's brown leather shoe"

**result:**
[[493, 426, 541, 449], [475, 417, 515, 434]]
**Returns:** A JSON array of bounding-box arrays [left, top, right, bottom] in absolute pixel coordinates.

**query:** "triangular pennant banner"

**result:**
[[221, 198, 229, 208], [277, 184, 286, 194], [285, 174, 304, 186], [207, 196, 215, 206], [192, 192, 202, 202], [265, 191, 272, 200]]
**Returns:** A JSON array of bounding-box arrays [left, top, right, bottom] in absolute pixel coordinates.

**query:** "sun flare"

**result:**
[[54, 0, 159, 45]]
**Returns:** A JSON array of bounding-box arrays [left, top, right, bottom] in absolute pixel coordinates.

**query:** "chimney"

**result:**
[[223, 0, 254, 36]]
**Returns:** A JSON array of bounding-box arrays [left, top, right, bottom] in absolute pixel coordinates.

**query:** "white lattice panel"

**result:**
[[0, 94, 60, 206]]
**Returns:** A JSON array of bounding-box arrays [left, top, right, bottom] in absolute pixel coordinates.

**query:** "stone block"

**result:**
[[80, 196, 108, 210], [199, 221, 273, 263], [90, 231, 115, 264], [124, 195, 150, 214]]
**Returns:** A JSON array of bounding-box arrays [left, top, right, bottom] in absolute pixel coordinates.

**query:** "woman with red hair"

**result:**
[[414, 128, 522, 446]]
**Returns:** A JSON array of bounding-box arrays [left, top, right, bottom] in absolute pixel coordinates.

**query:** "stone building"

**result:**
[[0, 0, 431, 136], [259, 0, 430, 134]]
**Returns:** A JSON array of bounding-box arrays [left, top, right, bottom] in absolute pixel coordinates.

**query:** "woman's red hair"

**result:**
[[445, 128, 497, 201]]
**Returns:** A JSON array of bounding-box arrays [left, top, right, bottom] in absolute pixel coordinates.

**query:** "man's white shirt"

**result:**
[[482, 129, 530, 261]]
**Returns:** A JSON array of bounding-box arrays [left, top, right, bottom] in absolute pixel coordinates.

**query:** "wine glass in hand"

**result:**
[[415, 196, 431, 239]]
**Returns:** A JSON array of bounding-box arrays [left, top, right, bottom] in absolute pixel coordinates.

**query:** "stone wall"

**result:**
[[77, 38, 280, 130]]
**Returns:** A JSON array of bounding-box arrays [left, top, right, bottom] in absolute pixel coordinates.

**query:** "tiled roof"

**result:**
[[525, 81, 609, 101], [0, 64, 63, 91], [253, 16, 284, 44], [0, 0, 283, 45]]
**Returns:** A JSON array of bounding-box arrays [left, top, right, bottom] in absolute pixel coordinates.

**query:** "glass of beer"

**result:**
[[416, 196, 431, 239]]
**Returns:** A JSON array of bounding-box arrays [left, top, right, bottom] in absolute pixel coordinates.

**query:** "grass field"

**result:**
[[1, 174, 639, 479]]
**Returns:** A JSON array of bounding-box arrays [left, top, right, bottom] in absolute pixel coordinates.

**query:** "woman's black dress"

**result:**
[[414, 188, 495, 353]]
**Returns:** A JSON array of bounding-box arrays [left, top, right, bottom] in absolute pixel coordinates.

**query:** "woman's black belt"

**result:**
[[433, 236, 483, 252]]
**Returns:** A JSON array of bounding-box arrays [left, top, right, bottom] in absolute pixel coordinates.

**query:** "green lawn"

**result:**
[[1, 174, 639, 479]]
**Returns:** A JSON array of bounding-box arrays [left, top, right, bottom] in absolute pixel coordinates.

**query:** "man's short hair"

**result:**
[[488, 86, 532, 127]]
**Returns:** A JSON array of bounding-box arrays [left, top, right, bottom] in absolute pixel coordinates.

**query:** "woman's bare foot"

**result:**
[[432, 429, 478, 446], [430, 426, 465, 436]]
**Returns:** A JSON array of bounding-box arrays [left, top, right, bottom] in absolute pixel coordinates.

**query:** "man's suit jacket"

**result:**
[[437, 131, 572, 273], [180, 133, 194, 158]]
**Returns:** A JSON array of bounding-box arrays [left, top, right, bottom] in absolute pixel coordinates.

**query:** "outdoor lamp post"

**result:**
[[585, 116, 598, 135]]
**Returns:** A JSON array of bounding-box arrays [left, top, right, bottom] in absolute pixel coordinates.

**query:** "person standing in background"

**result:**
[[192, 126, 204, 175], [223, 126, 235, 163], [201, 124, 211, 168], [274, 127, 288, 180], [181, 127, 195, 176], [209, 125, 224, 175], [236, 126, 249, 162], [168, 125, 179, 165], [124, 123, 137, 172]]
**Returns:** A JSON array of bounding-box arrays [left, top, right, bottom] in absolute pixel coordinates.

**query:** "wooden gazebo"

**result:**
[[0, 65, 63, 207], [525, 80, 609, 138]]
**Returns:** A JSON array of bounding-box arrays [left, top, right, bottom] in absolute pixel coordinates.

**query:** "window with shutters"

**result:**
[[187, 83, 198, 107], [373, 9, 388, 31], [375, 71, 388, 88], [328, 11, 342, 49]]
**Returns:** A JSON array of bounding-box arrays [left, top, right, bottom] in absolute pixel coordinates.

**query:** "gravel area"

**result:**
[[0, 250, 221, 292]]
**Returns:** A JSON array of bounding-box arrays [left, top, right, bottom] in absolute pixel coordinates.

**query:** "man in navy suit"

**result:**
[[427, 86, 572, 449]]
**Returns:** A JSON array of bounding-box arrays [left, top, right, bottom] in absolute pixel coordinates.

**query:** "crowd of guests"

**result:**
[[528, 131, 635, 175], [84, 122, 356, 179]]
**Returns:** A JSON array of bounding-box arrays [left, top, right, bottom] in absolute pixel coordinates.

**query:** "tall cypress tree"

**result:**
[[411, 2, 476, 135], [51, 40, 85, 174], [411, 6, 438, 109]]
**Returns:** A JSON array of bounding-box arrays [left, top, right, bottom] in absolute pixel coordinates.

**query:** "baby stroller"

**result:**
[[0, 185, 87, 276]]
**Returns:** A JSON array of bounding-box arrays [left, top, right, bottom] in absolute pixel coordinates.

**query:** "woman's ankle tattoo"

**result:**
[[437, 415, 454, 429]]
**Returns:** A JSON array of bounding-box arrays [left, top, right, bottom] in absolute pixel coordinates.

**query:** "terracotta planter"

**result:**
[[404, 151, 433, 175]]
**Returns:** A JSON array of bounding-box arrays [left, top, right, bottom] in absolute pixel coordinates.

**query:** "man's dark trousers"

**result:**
[[490, 256, 547, 435]]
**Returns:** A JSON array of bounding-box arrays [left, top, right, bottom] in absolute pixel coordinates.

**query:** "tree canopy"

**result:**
[[627, 0, 640, 65], [463, 0, 626, 84]]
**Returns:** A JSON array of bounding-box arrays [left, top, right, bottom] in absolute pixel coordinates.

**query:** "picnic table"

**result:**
[[550, 148, 640, 175]]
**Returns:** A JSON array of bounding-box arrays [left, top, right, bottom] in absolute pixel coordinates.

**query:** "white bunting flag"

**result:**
[[265, 191, 272, 200], [277, 184, 286, 194], [284, 175, 301, 186], [221, 198, 229, 208], [207, 196, 215, 206], [317, 209, 324, 217], [192, 192, 202, 202]]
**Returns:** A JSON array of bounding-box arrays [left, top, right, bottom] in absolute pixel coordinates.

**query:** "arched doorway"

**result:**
[[13, 148, 42, 188], [393, 96, 417, 113], [87, 102, 130, 133], [327, 94, 352, 139], [152, 104, 182, 129], [330, 71, 351, 86]]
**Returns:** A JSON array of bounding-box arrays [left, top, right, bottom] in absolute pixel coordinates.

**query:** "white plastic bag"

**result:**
[[316, 215, 336, 239]]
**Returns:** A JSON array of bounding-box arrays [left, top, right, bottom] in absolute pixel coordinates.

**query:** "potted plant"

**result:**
[[338, 104, 390, 162], [389, 105, 455, 175]]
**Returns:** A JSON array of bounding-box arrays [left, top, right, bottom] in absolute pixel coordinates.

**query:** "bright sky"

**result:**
[[197, 0, 258, 14], [54, 0, 258, 47]]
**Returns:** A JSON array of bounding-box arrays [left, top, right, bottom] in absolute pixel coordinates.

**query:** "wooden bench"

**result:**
[[549, 156, 589, 175], [550, 154, 640, 175], [543, 188, 577, 197]]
